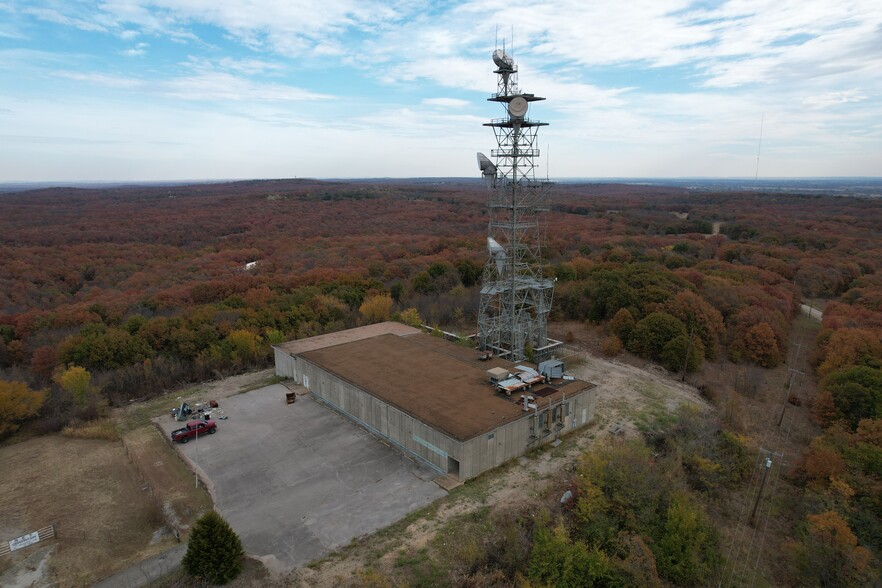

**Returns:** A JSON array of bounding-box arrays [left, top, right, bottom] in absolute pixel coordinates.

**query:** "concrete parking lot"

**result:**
[[155, 384, 446, 570]]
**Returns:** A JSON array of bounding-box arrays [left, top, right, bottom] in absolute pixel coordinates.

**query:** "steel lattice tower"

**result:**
[[476, 49, 559, 362]]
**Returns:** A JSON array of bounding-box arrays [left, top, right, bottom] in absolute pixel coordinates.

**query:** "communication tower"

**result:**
[[476, 47, 560, 362]]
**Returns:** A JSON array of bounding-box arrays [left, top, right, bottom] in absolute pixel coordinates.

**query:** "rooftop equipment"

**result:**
[[497, 377, 529, 396], [487, 367, 510, 384], [539, 359, 564, 379]]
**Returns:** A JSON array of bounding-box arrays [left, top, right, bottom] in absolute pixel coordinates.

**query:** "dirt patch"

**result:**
[[0, 545, 54, 588]]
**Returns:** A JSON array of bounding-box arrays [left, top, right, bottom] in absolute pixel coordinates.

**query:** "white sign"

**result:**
[[9, 531, 40, 552]]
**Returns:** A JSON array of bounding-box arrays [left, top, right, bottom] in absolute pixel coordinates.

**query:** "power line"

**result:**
[[720, 324, 811, 586]]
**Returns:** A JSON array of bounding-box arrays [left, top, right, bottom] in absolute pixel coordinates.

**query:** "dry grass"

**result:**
[[147, 556, 273, 587], [1, 426, 214, 586], [61, 418, 120, 441], [0, 436, 170, 585], [1, 370, 277, 586]]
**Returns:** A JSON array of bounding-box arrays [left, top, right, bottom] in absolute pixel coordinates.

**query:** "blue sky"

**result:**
[[1, 0, 880, 181]]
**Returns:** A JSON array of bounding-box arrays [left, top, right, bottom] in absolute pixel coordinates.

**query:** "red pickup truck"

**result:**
[[171, 419, 217, 443]]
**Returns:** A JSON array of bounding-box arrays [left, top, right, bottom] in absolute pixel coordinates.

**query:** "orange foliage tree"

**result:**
[[739, 322, 781, 368], [815, 328, 882, 379], [789, 511, 876, 587]]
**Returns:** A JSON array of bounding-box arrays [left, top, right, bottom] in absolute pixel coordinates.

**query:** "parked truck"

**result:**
[[171, 419, 217, 443]]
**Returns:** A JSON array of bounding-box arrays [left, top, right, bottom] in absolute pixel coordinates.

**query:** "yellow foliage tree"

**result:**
[[225, 329, 261, 363], [359, 294, 393, 324], [0, 380, 45, 436], [398, 307, 422, 328], [54, 365, 98, 406]]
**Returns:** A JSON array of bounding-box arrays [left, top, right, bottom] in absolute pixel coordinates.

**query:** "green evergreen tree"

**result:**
[[182, 511, 244, 585]]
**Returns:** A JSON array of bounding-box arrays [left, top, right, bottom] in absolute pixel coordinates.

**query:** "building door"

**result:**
[[447, 456, 460, 478]]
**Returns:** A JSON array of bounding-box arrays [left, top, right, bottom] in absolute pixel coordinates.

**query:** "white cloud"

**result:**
[[185, 55, 285, 75], [95, 0, 409, 56], [54, 69, 332, 102], [55, 71, 144, 89], [803, 89, 868, 109], [422, 97, 471, 108], [160, 71, 332, 101], [121, 42, 149, 56], [23, 6, 107, 32], [0, 21, 27, 40]]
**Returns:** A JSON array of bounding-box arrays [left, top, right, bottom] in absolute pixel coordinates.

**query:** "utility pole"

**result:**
[[195, 425, 199, 489], [777, 338, 805, 427], [749, 456, 773, 526]]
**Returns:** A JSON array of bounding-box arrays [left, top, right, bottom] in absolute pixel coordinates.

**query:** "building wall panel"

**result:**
[[299, 358, 464, 475], [274, 348, 298, 380]]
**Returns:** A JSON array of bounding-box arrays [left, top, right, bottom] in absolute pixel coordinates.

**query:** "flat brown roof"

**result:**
[[274, 321, 421, 356], [298, 332, 595, 441]]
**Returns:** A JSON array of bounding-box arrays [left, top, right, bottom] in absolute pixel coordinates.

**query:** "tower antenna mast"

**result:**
[[754, 114, 764, 184], [475, 43, 561, 362]]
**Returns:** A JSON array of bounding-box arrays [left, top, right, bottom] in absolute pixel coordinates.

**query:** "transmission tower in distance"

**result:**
[[476, 47, 561, 362]]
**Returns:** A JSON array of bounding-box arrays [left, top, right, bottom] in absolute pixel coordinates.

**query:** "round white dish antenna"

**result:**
[[508, 96, 528, 117]]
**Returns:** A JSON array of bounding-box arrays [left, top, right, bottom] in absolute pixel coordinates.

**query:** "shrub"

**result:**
[[528, 522, 619, 587], [601, 335, 623, 357], [609, 308, 636, 342], [652, 492, 721, 586], [398, 307, 422, 328], [182, 511, 244, 585]]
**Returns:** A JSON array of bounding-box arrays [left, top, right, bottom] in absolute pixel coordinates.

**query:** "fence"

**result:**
[[1, 525, 55, 556]]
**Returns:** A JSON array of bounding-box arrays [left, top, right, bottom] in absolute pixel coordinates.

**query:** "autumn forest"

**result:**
[[2, 179, 882, 586]]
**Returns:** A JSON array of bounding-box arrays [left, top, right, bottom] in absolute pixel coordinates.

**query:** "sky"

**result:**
[[1, 0, 881, 182]]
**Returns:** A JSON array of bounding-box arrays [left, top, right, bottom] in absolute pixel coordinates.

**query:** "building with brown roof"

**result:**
[[273, 322, 596, 480]]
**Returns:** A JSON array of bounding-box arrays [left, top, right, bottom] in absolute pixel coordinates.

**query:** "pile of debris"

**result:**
[[170, 399, 228, 422]]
